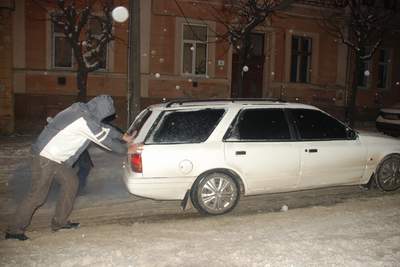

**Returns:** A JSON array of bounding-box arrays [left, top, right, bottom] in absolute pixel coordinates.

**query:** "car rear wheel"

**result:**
[[375, 154, 400, 191], [191, 172, 239, 215]]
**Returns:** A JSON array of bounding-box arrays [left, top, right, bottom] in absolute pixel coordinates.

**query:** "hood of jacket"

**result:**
[[86, 95, 116, 121]]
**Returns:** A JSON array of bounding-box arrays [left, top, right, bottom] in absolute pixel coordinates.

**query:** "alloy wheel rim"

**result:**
[[379, 157, 400, 190], [200, 176, 237, 213]]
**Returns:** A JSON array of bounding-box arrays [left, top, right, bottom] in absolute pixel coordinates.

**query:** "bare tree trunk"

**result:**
[[77, 69, 88, 102], [347, 51, 361, 128]]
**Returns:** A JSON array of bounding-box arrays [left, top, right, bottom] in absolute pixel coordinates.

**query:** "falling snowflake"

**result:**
[[242, 66, 249, 72], [155, 73, 161, 78], [364, 70, 370, 77]]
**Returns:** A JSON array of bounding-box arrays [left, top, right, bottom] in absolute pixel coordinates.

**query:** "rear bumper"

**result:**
[[122, 165, 195, 200]]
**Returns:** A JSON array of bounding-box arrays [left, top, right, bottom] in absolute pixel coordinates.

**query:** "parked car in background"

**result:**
[[123, 99, 400, 215], [376, 103, 400, 136]]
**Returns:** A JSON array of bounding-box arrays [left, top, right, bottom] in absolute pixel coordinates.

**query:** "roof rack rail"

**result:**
[[165, 98, 285, 107]]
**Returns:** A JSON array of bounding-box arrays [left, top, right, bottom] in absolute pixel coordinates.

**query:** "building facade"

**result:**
[[2, 0, 400, 133], [0, 1, 14, 134]]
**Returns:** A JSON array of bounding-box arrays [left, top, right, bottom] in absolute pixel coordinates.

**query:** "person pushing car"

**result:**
[[5, 95, 137, 241]]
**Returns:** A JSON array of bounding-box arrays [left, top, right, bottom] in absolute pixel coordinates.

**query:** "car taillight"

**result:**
[[131, 153, 142, 173]]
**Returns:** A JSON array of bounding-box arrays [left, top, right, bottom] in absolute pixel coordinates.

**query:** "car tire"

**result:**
[[191, 172, 240, 215], [375, 154, 400, 192]]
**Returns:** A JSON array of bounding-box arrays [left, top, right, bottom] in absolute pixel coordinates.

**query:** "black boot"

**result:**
[[5, 232, 29, 241], [52, 221, 80, 232]]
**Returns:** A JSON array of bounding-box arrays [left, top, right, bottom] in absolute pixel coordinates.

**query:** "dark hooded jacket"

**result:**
[[32, 95, 127, 166]]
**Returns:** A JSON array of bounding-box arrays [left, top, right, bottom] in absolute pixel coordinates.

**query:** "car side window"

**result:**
[[290, 109, 348, 140], [225, 108, 291, 141], [146, 109, 225, 144]]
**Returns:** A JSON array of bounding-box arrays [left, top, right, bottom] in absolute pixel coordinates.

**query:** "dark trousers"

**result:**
[[75, 149, 93, 190], [7, 154, 79, 234]]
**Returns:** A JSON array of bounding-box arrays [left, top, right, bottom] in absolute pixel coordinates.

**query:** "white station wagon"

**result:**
[[123, 99, 400, 215]]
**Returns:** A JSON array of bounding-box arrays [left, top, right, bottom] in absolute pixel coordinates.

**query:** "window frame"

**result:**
[[181, 23, 208, 76], [223, 108, 296, 143], [290, 35, 312, 83], [357, 47, 373, 89], [377, 48, 391, 90], [86, 17, 109, 71], [51, 16, 74, 69], [51, 14, 110, 71]]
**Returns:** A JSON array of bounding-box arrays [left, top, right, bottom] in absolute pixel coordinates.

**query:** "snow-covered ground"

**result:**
[[1, 193, 400, 267], [1, 135, 400, 266]]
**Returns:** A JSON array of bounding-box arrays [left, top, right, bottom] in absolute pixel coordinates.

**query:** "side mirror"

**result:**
[[346, 128, 357, 140]]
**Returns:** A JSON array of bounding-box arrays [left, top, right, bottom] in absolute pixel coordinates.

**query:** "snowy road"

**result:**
[[1, 190, 400, 266], [1, 136, 400, 266]]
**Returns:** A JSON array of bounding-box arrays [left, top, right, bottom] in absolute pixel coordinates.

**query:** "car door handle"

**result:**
[[305, 149, 318, 153], [235, 151, 246, 155]]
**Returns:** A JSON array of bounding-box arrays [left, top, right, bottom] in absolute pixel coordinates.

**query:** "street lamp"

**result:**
[[112, 3, 140, 127]]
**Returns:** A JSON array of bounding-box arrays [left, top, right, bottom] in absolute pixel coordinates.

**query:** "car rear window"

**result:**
[[145, 109, 225, 144]]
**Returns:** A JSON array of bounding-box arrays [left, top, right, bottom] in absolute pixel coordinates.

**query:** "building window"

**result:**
[[52, 19, 73, 68], [362, 0, 375, 6], [377, 48, 390, 89], [384, 0, 397, 9], [52, 16, 108, 70], [290, 36, 312, 83], [86, 18, 108, 70], [357, 47, 372, 88], [357, 60, 371, 88], [182, 24, 208, 75]]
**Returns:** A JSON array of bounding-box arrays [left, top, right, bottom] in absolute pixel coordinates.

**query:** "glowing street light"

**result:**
[[111, 6, 129, 23]]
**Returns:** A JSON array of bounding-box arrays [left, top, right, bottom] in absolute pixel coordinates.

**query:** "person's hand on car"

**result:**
[[123, 131, 136, 143]]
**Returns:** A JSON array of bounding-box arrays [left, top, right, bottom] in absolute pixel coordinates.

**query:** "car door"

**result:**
[[288, 108, 367, 188], [224, 108, 301, 194]]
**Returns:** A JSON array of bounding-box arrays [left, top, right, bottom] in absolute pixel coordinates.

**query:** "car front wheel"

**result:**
[[191, 172, 239, 215], [375, 154, 400, 191]]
